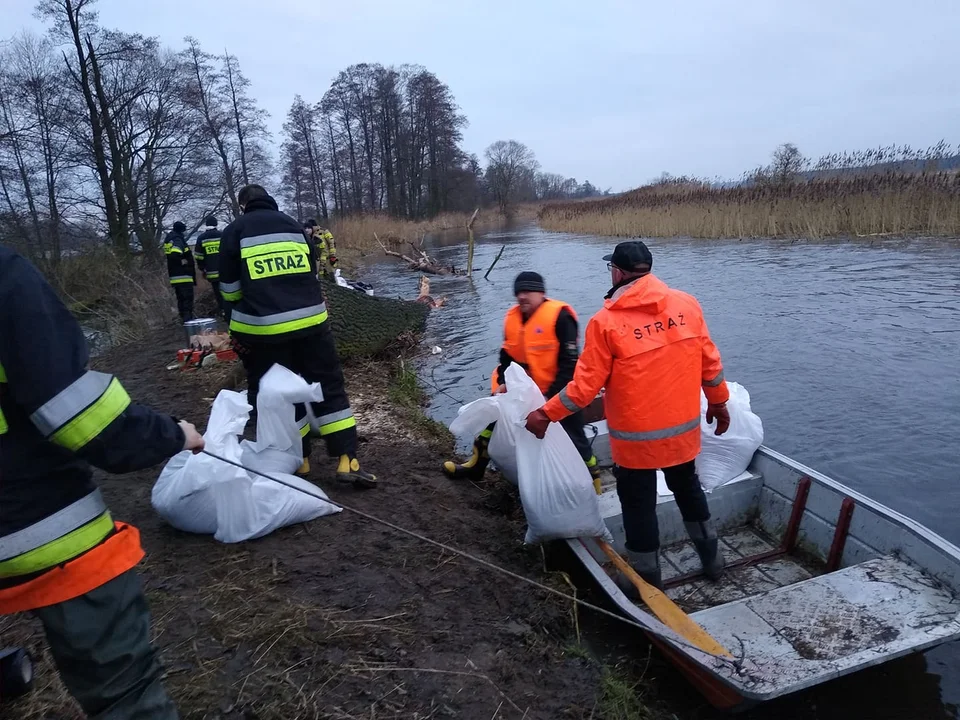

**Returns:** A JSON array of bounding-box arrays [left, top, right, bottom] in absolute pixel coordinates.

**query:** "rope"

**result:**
[[197, 449, 741, 667]]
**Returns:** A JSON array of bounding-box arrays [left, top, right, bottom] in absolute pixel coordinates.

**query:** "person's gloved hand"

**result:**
[[525, 408, 550, 439], [329, 254, 339, 268], [706, 402, 730, 436]]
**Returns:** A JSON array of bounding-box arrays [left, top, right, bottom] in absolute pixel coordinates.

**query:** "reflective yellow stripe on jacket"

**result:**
[[0, 510, 114, 578], [30, 370, 131, 451], [0, 363, 7, 435]]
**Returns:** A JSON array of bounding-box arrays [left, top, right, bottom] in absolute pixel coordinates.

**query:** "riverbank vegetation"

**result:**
[[540, 143, 960, 239]]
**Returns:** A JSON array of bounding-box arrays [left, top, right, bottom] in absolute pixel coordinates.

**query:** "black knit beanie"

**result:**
[[173, 221, 186, 233], [514, 271, 546, 295], [205, 216, 217, 227]]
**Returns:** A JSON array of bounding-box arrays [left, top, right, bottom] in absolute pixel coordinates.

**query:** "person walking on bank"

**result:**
[[443, 271, 601, 488], [219, 184, 377, 488], [164, 220, 196, 322], [195, 216, 226, 318], [524, 241, 731, 592], [0, 245, 205, 719]]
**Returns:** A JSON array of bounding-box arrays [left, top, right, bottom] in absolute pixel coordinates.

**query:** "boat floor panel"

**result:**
[[695, 555, 960, 693], [660, 525, 817, 613]]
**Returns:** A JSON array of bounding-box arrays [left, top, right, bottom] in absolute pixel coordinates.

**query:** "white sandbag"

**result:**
[[152, 363, 341, 543], [448, 393, 522, 484], [449, 364, 611, 545], [696, 381, 764, 492]]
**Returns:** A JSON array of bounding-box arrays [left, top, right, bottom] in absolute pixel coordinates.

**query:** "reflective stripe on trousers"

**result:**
[[608, 417, 700, 442], [308, 407, 356, 436], [0, 490, 113, 578]]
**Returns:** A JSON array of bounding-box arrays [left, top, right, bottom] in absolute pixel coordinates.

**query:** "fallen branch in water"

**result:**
[[483, 244, 507, 280], [374, 233, 459, 275]]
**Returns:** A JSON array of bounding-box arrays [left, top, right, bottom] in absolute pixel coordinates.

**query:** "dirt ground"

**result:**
[[0, 319, 612, 719]]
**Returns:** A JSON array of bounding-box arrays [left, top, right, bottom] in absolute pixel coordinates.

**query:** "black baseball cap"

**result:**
[[603, 240, 653, 271]]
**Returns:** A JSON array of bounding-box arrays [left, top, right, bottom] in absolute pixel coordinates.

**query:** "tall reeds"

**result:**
[[540, 148, 960, 239]]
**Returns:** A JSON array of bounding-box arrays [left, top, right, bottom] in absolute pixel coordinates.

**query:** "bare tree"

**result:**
[[756, 142, 808, 187], [484, 140, 538, 213]]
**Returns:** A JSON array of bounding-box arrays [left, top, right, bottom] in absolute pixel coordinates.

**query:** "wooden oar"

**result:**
[[597, 539, 732, 658]]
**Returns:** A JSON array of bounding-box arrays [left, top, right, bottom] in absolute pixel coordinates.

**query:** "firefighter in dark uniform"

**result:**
[[194, 216, 225, 318], [0, 246, 205, 718], [443, 272, 601, 489], [219, 184, 377, 488], [164, 220, 196, 322]]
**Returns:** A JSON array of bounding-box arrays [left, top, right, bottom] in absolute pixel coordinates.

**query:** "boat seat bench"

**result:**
[[691, 555, 960, 693]]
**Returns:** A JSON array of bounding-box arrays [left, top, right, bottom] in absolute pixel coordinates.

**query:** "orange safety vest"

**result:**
[[500, 299, 576, 396], [0, 523, 144, 614], [543, 274, 729, 470]]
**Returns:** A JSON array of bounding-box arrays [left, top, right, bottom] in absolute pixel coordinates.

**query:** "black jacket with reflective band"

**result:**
[[195, 227, 223, 280], [0, 246, 184, 579], [218, 196, 328, 342], [164, 229, 196, 285]]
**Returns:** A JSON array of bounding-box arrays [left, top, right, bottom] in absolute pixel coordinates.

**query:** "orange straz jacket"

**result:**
[[543, 275, 729, 470]]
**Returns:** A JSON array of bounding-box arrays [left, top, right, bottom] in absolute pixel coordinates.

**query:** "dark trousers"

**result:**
[[560, 410, 594, 463], [208, 280, 226, 317], [614, 460, 710, 553], [173, 283, 194, 322], [238, 325, 357, 459], [32, 569, 177, 720]]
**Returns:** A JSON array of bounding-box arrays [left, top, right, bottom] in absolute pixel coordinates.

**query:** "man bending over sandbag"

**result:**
[[443, 271, 600, 487], [525, 241, 731, 592]]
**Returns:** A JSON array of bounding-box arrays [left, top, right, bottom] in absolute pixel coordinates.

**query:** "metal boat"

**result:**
[[573, 421, 960, 710]]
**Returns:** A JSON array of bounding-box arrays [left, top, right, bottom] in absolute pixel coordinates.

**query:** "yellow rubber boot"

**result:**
[[442, 435, 490, 481], [337, 455, 378, 489], [296, 459, 311, 477], [586, 455, 602, 495]]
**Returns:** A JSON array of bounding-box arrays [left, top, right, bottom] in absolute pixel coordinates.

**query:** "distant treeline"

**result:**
[[0, 0, 598, 285], [539, 143, 960, 239]]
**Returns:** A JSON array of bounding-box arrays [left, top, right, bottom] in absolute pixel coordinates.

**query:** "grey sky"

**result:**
[[7, 0, 960, 192]]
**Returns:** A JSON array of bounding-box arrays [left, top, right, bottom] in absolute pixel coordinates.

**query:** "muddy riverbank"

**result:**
[[0, 312, 635, 719]]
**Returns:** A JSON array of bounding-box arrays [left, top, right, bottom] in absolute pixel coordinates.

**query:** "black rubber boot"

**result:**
[[614, 550, 663, 599], [442, 436, 490, 481], [685, 520, 725, 581]]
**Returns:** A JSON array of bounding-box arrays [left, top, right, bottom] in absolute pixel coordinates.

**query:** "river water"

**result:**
[[358, 224, 960, 718]]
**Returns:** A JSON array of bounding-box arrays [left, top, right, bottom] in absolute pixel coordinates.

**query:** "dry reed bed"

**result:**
[[539, 173, 960, 239]]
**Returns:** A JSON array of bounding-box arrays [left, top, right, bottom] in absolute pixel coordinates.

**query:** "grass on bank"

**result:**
[[539, 172, 960, 239]]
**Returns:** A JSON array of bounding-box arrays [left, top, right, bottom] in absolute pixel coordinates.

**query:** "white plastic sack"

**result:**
[[449, 364, 612, 545], [152, 364, 341, 542], [696, 381, 764, 491]]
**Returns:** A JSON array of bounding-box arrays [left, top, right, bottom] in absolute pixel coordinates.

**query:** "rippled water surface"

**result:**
[[359, 224, 960, 717]]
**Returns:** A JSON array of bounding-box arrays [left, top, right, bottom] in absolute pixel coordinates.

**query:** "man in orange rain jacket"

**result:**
[[443, 272, 600, 484], [525, 241, 731, 592]]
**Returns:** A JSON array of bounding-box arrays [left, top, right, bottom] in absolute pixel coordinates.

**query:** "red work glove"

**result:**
[[329, 254, 339, 267], [706, 402, 730, 436], [525, 408, 551, 439]]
